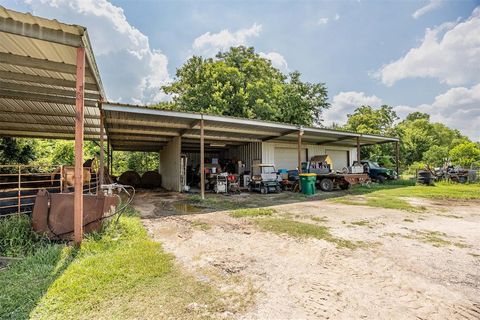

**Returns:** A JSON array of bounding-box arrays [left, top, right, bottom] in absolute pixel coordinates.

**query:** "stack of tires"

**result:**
[[417, 170, 434, 185]]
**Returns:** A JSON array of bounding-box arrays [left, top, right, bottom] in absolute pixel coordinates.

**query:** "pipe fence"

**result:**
[[0, 164, 98, 217]]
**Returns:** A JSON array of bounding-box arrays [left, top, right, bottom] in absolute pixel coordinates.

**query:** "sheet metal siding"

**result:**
[[228, 142, 262, 172], [262, 142, 357, 167], [159, 137, 181, 192], [183, 152, 225, 167]]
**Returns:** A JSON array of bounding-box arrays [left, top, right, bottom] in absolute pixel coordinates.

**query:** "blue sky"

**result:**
[[2, 0, 480, 140]]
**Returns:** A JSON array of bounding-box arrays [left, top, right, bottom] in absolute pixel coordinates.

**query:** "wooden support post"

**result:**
[[99, 108, 105, 186], [74, 46, 85, 245], [200, 116, 205, 200], [60, 165, 64, 193], [297, 128, 303, 174], [106, 138, 110, 175], [110, 149, 113, 176], [17, 165, 21, 213], [356, 137, 361, 163], [395, 141, 400, 175]]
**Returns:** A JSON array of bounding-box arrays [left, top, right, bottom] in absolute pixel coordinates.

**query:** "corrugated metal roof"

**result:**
[[103, 103, 399, 152], [0, 6, 104, 141]]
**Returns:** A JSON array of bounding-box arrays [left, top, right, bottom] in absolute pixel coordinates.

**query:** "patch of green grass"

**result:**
[[420, 231, 451, 247], [1, 214, 237, 320], [350, 220, 370, 227], [188, 195, 242, 210], [334, 195, 424, 212], [351, 180, 480, 200], [191, 220, 211, 231], [0, 214, 50, 257], [310, 216, 328, 223], [383, 230, 471, 249], [255, 218, 364, 249], [230, 208, 276, 218]]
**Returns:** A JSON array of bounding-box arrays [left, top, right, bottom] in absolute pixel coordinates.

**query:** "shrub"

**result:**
[[0, 214, 48, 257]]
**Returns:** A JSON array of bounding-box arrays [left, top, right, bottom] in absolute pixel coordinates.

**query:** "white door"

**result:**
[[325, 149, 349, 171], [274, 147, 306, 170]]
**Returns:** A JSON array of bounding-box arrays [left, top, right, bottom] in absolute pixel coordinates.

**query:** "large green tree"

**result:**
[[161, 46, 329, 126], [0, 137, 35, 167], [449, 141, 480, 168], [343, 105, 398, 162], [396, 115, 467, 166]]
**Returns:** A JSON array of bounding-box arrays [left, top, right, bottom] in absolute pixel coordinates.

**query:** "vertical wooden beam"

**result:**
[[110, 149, 113, 176], [200, 116, 205, 200], [74, 46, 85, 245], [356, 137, 361, 163], [17, 165, 21, 213], [395, 141, 400, 175], [297, 128, 303, 173], [106, 138, 110, 175], [99, 106, 105, 186]]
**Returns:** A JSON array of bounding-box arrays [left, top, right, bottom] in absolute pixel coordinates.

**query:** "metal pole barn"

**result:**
[[74, 46, 85, 245]]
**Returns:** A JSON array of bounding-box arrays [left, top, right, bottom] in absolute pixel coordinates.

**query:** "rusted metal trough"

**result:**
[[32, 190, 119, 240]]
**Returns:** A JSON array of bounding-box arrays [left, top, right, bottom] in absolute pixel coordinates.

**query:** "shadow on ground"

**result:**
[[0, 245, 78, 319]]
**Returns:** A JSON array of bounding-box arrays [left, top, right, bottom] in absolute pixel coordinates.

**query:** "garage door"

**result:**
[[325, 149, 349, 171], [274, 147, 306, 170]]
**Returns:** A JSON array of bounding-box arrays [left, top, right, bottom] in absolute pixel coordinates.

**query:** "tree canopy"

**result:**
[[341, 105, 477, 170], [161, 46, 329, 126]]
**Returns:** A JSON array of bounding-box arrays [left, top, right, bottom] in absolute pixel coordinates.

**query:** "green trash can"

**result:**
[[299, 173, 317, 195]]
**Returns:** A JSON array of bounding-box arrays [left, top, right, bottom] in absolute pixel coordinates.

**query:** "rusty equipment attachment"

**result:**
[[32, 183, 134, 240]]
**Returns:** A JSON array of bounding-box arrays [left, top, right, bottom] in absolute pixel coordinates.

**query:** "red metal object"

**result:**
[[342, 173, 370, 185], [74, 46, 85, 244]]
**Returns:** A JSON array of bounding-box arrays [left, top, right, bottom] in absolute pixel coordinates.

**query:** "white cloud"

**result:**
[[318, 14, 339, 25], [318, 17, 329, 25], [324, 91, 383, 124], [412, 0, 443, 19], [377, 6, 480, 86], [425, 83, 480, 141], [192, 23, 262, 57], [24, 0, 171, 104], [393, 84, 480, 141], [326, 86, 480, 141], [259, 52, 288, 71], [191, 24, 288, 71]]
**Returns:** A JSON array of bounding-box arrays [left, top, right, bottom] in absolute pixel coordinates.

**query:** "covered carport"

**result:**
[[0, 6, 105, 243], [102, 103, 400, 198]]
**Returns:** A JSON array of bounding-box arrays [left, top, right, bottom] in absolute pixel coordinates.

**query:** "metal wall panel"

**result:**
[[262, 142, 358, 168]]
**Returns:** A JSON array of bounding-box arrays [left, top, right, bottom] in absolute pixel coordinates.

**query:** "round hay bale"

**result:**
[[141, 171, 162, 188], [118, 171, 141, 187]]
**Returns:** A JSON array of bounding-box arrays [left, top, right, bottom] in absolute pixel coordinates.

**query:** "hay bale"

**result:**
[[118, 171, 141, 187], [141, 171, 162, 188]]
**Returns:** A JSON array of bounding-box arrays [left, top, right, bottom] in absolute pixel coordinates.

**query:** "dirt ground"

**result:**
[[134, 190, 480, 320]]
